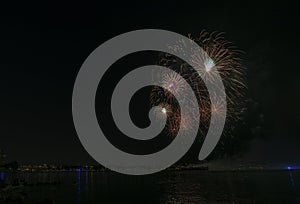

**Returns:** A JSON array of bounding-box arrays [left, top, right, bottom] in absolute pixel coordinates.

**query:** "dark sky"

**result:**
[[1, 1, 300, 165]]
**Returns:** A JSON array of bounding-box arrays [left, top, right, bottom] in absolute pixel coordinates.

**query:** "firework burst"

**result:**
[[150, 68, 189, 105], [189, 31, 246, 98], [150, 30, 246, 144]]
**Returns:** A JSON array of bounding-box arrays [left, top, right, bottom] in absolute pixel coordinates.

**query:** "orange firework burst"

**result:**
[[150, 30, 246, 141]]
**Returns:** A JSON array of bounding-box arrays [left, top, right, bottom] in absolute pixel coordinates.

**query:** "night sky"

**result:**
[[1, 1, 300, 166]]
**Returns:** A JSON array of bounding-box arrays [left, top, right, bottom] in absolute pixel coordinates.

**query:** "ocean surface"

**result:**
[[1, 170, 300, 203]]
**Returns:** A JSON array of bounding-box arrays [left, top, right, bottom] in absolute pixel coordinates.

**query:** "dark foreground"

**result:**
[[1, 170, 299, 204]]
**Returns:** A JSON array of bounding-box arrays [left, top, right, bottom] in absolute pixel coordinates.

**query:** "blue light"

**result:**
[[0, 171, 4, 180], [77, 167, 81, 202], [288, 166, 291, 170]]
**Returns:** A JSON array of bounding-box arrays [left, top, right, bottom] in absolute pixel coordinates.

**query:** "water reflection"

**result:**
[[289, 170, 295, 187], [77, 169, 81, 203], [2, 170, 299, 203], [85, 170, 88, 190], [0, 171, 4, 181]]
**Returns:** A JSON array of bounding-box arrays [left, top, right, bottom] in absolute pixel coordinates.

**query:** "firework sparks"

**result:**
[[150, 30, 246, 144], [161, 71, 188, 101], [204, 57, 215, 72], [150, 68, 189, 106]]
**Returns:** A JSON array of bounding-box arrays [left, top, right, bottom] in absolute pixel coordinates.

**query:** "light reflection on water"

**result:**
[[0, 171, 4, 181], [3, 170, 300, 203], [77, 169, 81, 204], [289, 170, 296, 187]]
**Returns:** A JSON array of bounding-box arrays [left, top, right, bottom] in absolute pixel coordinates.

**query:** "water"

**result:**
[[1, 170, 300, 203]]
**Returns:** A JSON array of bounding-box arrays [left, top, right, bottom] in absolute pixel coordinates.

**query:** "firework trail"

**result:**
[[151, 31, 246, 143]]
